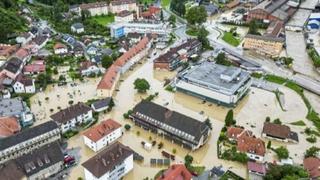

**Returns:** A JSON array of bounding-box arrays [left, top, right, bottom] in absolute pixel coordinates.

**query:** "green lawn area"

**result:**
[[161, 0, 171, 7], [222, 32, 241, 47], [290, 120, 306, 126], [139, 0, 156, 5], [89, 15, 115, 26]]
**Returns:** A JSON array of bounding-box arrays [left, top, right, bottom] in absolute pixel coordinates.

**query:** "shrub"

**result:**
[[158, 142, 164, 149], [124, 124, 131, 131], [274, 146, 289, 159], [267, 141, 272, 149], [306, 136, 317, 143], [172, 148, 177, 154]]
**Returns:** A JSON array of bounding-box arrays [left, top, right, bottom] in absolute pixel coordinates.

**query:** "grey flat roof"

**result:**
[[0, 98, 26, 117], [178, 61, 251, 96]]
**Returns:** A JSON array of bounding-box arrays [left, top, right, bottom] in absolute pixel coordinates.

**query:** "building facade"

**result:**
[[243, 34, 284, 57]]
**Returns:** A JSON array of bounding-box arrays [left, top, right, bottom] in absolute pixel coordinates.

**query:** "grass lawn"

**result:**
[[186, 28, 198, 36], [161, 0, 171, 7], [139, 0, 156, 5], [90, 15, 115, 26], [290, 120, 306, 126], [222, 32, 240, 47]]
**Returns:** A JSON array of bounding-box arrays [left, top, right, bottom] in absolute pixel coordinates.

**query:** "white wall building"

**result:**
[[115, 10, 134, 22], [83, 119, 122, 152], [13, 77, 36, 94]]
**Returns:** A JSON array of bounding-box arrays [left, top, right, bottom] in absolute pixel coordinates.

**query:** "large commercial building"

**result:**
[[130, 100, 211, 150], [175, 61, 252, 106], [243, 34, 284, 57], [0, 121, 61, 164]]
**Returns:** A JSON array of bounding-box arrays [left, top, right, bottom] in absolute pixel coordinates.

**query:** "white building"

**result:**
[[71, 23, 84, 34], [13, 75, 36, 93], [115, 10, 134, 22], [79, 61, 102, 76], [175, 61, 252, 107], [54, 43, 68, 55], [16, 32, 33, 45], [79, 2, 109, 16], [50, 102, 93, 133], [82, 142, 134, 180], [83, 119, 122, 152], [91, 98, 112, 112], [109, 0, 138, 14]]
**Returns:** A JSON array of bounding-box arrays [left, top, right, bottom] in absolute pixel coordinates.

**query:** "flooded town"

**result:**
[[0, 0, 320, 180]]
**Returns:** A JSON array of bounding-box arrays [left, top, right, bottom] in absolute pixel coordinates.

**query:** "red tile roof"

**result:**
[[141, 6, 161, 18], [0, 117, 21, 138], [0, 44, 17, 58], [157, 164, 192, 180], [247, 161, 266, 175], [304, 157, 320, 179], [23, 63, 45, 73], [15, 48, 29, 60], [83, 119, 121, 142], [114, 36, 149, 67], [53, 43, 67, 50], [237, 133, 265, 156], [97, 64, 119, 90], [227, 127, 245, 140], [79, 61, 96, 71]]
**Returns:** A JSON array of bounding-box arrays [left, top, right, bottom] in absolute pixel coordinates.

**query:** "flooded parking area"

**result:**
[[29, 58, 319, 179]]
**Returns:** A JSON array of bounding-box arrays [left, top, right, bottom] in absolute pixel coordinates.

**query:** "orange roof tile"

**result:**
[[53, 43, 67, 50], [15, 48, 29, 60], [237, 133, 265, 156], [83, 119, 121, 142], [97, 65, 119, 90], [304, 157, 320, 178], [0, 116, 21, 138], [157, 164, 192, 180]]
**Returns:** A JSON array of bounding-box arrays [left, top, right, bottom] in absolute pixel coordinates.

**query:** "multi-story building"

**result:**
[[0, 44, 18, 61], [0, 116, 21, 138], [82, 142, 134, 180], [115, 10, 134, 22], [0, 141, 64, 180], [157, 164, 193, 180], [130, 100, 211, 150], [243, 34, 284, 57], [13, 74, 36, 94], [50, 102, 93, 133], [109, 0, 138, 14], [83, 119, 122, 152], [175, 61, 252, 107], [79, 2, 109, 16], [154, 39, 202, 70], [0, 121, 61, 164], [97, 65, 120, 97], [0, 57, 24, 80]]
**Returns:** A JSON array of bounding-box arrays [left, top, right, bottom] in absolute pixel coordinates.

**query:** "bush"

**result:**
[[172, 148, 177, 154], [274, 146, 289, 159], [124, 124, 131, 131], [267, 141, 271, 149], [305, 146, 320, 158], [273, 118, 282, 125], [306, 136, 317, 143], [158, 142, 164, 149]]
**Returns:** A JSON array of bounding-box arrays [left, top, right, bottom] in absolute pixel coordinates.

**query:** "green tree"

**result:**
[[101, 55, 113, 69], [185, 6, 207, 25], [305, 146, 320, 158], [215, 52, 232, 66], [197, 26, 210, 49], [184, 154, 193, 168], [170, 0, 186, 16], [225, 109, 235, 126], [160, 9, 164, 21], [267, 140, 272, 149], [168, 15, 176, 27], [134, 78, 150, 93], [273, 118, 282, 125], [248, 19, 260, 35], [274, 146, 289, 159], [265, 164, 308, 180], [205, 118, 212, 130], [124, 124, 131, 131]]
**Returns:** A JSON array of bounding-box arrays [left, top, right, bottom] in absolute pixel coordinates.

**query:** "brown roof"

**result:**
[[0, 44, 17, 58], [15, 74, 33, 86], [97, 64, 119, 90], [227, 126, 245, 140], [80, 2, 109, 10], [304, 157, 320, 179], [264, 21, 284, 37], [79, 61, 96, 71], [262, 122, 291, 139], [111, 0, 136, 6], [82, 142, 133, 178], [0, 116, 20, 138], [117, 10, 132, 17], [226, 0, 240, 9], [83, 119, 121, 142], [50, 102, 92, 124], [0, 160, 26, 180], [53, 43, 67, 50], [237, 133, 265, 156], [157, 164, 192, 180], [15, 48, 29, 60]]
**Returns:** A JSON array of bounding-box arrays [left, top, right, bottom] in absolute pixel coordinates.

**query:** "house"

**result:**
[[83, 119, 122, 152], [79, 61, 102, 76], [0, 97, 34, 127], [262, 122, 299, 143], [13, 74, 36, 93], [82, 142, 134, 180], [0, 44, 18, 60], [115, 10, 134, 22], [204, 3, 219, 16], [71, 23, 85, 34], [247, 161, 266, 178], [69, 4, 81, 15], [140, 6, 161, 19], [23, 60, 46, 75], [109, 0, 138, 14], [227, 127, 265, 161], [79, 2, 109, 16], [50, 102, 93, 133], [73, 43, 84, 57], [157, 164, 192, 180], [53, 43, 68, 55], [175, 62, 252, 106], [0, 116, 21, 138], [14, 48, 31, 64], [303, 157, 320, 179], [130, 100, 211, 150], [33, 35, 49, 49], [87, 45, 98, 56], [97, 65, 120, 97], [16, 32, 33, 45], [0, 159, 26, 180], [0, 58, 24, 80], [154, 39, 202, 70], [91, 97, 112, 112], [243, 34, 284, 57], [0, 121, 60, 164]]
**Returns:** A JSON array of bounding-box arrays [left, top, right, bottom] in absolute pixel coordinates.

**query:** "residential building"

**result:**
[[14, 48, 31, 64], [154, 39, 202, 70], [140, 6, 161, 19], [80, 2, 109, 16], [53, 43, 68, 55], [130, 100, 211, 150], [0, 121, 60, 164], [82, 142, 134, 180], [115, 10, 134, 22], [175, 61, 252, 106], [69, 4, 81, 15], [262, 122, 298, 143], [204, 3, 219, 16], [0, 97, 34, 126], [13, 74, 36, 93], [23, 60, 46, 75], [114, 36, 150, 74], [0, 160, 27, 180], [83, 119, 122, 152], [0, 44, 17, 60], [157, 164, 192, 180], [247, 161, 266, 179], [0, 116, 21, 138], [227, 127, 265, 161], [33, 35, 48, 49], [50, 102, 93, 133], [71, 23, 85, 34], [91, 97, 112, 112], [0, 58, 24, 80], [303, 157, 320, 179], [79, 61, 102, 76], [16, 32, 33, 45], [109, 0, 138, 14], [73, 43, 84, 57], [243, 34, 284, 58], [97, 65, 120, 97]]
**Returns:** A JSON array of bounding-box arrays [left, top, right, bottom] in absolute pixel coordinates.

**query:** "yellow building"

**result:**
[[243, 34, 284, 57]]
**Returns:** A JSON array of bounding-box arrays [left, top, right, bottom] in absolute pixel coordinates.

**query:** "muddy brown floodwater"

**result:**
[[30, 58, 319, 180]]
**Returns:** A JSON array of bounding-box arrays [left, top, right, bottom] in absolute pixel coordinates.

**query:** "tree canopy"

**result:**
[[248, 20, 261, 35], [197, 26, 210, 49], [215, 52, 232, 66], [170, 0, 186, 16], [101, 55, 114, 69], [274, 146, 289, 159], [134, 78, 150, 93], [225, 109, 235, 126], [265, 164, 308, 180], [305, 146, 320, 158], [185, 6, 207, 25]]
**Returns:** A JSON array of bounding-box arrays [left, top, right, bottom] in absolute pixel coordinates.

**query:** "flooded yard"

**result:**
[[29, 58, 319, 179]]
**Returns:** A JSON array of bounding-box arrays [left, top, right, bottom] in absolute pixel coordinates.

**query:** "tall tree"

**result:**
[[197, 26, 210, 49], [248, 19, 260, 35], [225, 109, 235, 126], [185, 5, 207, 25], [134, 78, 150, 93], [101, 55, 113, 69]]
